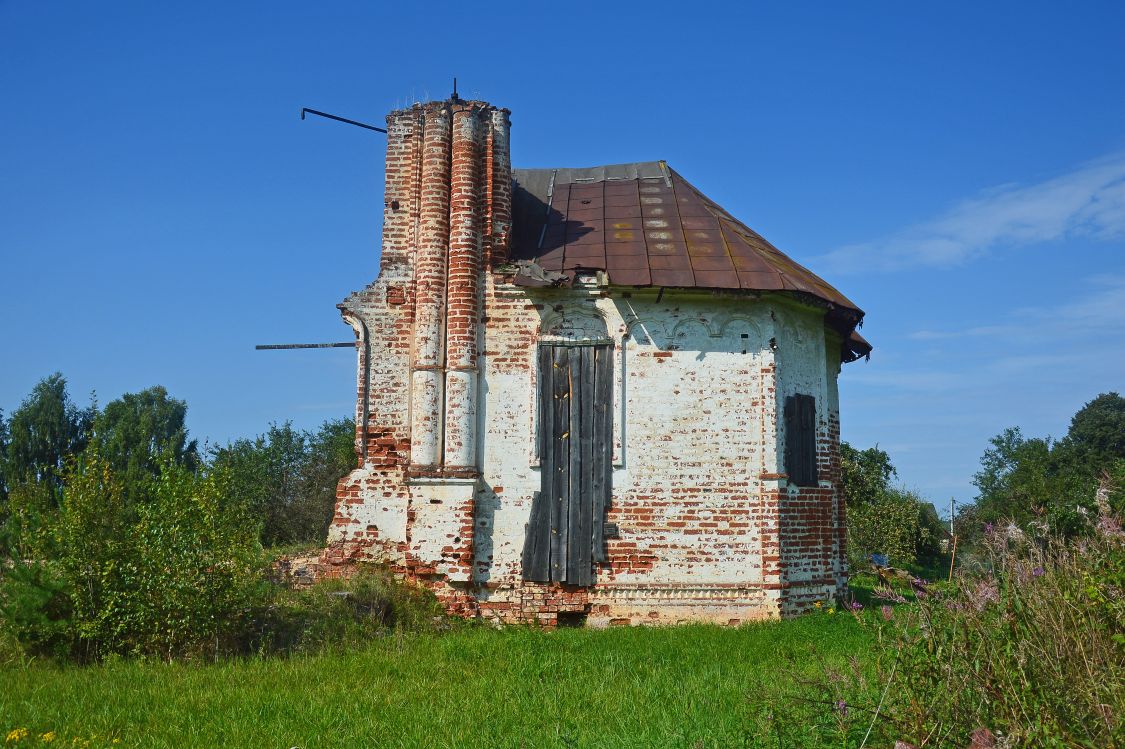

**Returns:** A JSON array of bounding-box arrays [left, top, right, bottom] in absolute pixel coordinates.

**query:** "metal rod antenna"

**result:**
[[300, 108, 387, 134], [255, 342, 356, 350]]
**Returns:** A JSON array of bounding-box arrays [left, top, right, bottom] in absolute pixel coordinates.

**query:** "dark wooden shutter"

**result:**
[[523, 343, 613, 585], [784, 394, 818, 487]]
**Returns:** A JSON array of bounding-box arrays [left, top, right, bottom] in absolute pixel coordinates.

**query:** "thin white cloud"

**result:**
[[908, 274, 1125, 341], [909, 325, 1014, 341], [819, 153, 1125, 273]]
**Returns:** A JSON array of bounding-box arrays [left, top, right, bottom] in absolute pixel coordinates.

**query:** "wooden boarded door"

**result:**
[[522, 343, 613, 586]]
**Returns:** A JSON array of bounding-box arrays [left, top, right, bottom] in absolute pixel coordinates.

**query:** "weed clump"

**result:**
[[760, 484, 1125, 747], [243, 567, 448, 656]]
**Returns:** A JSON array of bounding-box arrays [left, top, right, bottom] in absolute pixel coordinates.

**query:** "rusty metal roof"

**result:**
[[509, 161, 870, 361]]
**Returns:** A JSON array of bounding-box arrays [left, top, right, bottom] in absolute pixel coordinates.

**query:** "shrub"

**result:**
[[841, 442, 942, 569], [764, 493, 1125, 747], [846, 488, 931, 570], [0, 449, 265, 661]]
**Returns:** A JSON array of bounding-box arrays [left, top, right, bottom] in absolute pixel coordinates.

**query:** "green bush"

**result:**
[[1, 449, 265, 661], [846, 488, 930, 569], [840, 442, 943, 570], [1, 445, 444, 663], [0, 559, 75, 659]]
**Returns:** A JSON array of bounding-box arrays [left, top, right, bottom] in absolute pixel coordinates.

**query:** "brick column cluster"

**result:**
[[443, 106, 486, 475], [402, 99, 512, 477], [409, 104, 454, 473]]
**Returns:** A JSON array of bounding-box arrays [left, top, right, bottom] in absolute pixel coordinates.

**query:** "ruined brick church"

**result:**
[[322, 94, 870, 625]]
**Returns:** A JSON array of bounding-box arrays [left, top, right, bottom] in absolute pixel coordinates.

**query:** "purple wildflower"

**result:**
[[984, 522, 994, 534], [1097, 513, 1124, 539], [872, 587, 907, 604], [969, 579, 1000, 612], [880, 605, 893, 621], [1032, 567, 1045, 578], [849, 601, 863, 612], [910, 577, 930, 599], [835, 699, 848, 717]]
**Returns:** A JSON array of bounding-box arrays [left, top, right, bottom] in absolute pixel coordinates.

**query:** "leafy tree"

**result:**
[[4, 373, 96, 497], [91, 386, 199, 506], [971, 427, 1054, 528], [211, 422, 306, 547], [0, 408, 9, 505], [1061, 392, 1125, 467], [840, 442, 896, 507], [209, 419, 355, 547], [964, 394, 1125, 543], [915, 500, 948, 564], [840, 442, 937, 568], [302, 419, 358, 542]]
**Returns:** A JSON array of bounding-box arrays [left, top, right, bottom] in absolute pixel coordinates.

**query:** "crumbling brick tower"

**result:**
[[325, 94, 867, 625], [326, 98, 510, 614]]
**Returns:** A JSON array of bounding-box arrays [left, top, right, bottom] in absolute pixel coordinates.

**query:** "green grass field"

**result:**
[[0, 614, 872, 748]]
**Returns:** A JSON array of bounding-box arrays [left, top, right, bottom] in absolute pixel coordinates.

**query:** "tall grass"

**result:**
[[765, 502, 1125, 748], [0, 615, 870, 748]]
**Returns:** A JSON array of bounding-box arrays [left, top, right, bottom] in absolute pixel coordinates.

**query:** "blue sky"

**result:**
[[2, 1, 1123, 510]]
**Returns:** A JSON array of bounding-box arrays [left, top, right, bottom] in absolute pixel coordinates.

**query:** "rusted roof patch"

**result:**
[[509, 162, 871, 361]]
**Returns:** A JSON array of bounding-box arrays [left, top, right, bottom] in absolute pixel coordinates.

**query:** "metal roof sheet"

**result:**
[[510, 161, 871, 360]]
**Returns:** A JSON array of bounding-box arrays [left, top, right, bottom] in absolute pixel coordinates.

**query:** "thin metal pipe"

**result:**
[[255, 342, 355, 350], [300, 108, 387, 134]]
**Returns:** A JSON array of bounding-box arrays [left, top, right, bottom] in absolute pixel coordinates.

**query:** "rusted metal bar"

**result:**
[[255, 342, 355, 350], [300, 108, 387, 134]]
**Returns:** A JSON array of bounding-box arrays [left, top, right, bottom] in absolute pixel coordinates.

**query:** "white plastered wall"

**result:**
[[472, 285, 837, 613]]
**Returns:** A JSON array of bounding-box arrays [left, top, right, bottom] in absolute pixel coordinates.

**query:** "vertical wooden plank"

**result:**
[[794, 394, 805, 485], [541, 346, 558, 580], [537, 345, 550, 464], [591, 344, 613, 563], [803, 396, 810, 484], [600, 344, 614, 507], [565, 346, 584, 584], [784, 394, 796, 483], [550, 346, 571, 582], [526, 345, 556, 582], [522, 491, 549, 581], [574, 345, 596, 586]]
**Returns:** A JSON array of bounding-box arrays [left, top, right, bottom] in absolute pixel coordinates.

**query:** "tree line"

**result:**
[[959, 392, 1125, 544], [0, 373, 357, 660], [842, 392, 1125, 572], [0, 373, 355, 553]]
